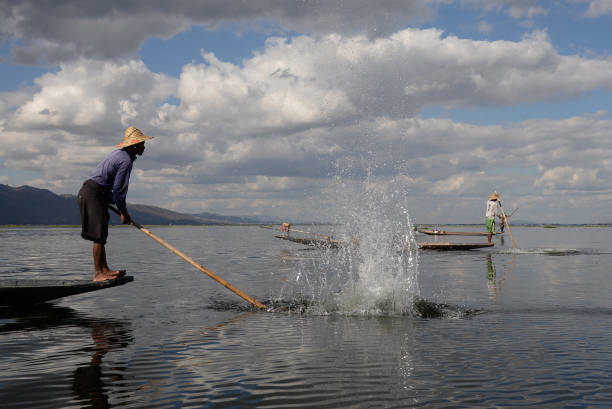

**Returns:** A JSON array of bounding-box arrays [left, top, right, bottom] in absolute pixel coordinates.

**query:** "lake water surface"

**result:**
[[1, 225, 612, 408]]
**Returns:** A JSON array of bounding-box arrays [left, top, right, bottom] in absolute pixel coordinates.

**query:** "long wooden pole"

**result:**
[[109, 206, 267, 309], [498, 199, 517, 249]]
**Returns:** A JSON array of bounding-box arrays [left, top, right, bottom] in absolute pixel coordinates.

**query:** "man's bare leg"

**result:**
[[93, 242, 125, 282], [487, 232, 493, 244]]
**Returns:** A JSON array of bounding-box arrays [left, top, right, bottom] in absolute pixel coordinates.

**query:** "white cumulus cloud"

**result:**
[[2, 26, 612, 222]]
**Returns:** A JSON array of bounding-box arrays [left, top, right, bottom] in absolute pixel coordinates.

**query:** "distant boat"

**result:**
[[274, 235, 350, 249], [0, 276, 134, 306], [275, 234, 494, 251], [418, 242, 494, 250], [418, 229, 501, 236]]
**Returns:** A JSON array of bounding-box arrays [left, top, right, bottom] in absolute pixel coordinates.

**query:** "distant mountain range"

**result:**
[[3, 184, 607, 227], [0, 184, 279, 225]]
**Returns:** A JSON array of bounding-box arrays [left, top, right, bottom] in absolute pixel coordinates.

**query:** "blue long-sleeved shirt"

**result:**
[[89, 149, 136, 213]]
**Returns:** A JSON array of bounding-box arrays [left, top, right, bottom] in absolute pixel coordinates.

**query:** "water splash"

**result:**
[[291, 166, 420, 316]]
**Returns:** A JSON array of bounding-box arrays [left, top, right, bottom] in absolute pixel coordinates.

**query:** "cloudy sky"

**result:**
[[1, 0, 612, 224]]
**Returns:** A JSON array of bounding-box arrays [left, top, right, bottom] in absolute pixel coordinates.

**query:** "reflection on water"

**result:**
[[72, 321, 131, 408], [486, 253, 496, 280], [486, 253, 497, 301], [0, 304, 132, 409], [3, 226, 612, 408], [486, 253, 518, 303]]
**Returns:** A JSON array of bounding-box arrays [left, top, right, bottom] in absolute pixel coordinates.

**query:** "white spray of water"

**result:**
[[301, 166, 420, 316]]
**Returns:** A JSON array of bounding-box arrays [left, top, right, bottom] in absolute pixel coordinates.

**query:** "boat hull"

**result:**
[[0, 276, 134, 306], [275, 235, 344, 249], [418, 229, 500, 236]]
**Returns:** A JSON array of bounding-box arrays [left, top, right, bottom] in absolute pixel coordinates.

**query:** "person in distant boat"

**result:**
[[485, 191, 503, 244], [78, 126, 154, 282], [281, 222, 291, 236]]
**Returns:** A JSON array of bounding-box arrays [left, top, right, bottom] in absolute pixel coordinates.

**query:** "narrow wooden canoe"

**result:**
[[275, 234, 494, 251], [418, 242, 494, 250], [0, 276, 134, 306], [275, 235, 346, 249], [418, 229, 500, 236]]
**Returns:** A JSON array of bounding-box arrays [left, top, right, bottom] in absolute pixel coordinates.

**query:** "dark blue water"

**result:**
[[1, 225, 612, 408]]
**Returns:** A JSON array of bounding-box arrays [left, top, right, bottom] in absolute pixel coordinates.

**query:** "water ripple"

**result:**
[[3, 226, 612, 408]]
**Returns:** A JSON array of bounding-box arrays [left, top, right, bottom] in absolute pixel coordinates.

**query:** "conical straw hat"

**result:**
[[117, 126, 155, 148], [489, 191, 500, 200]]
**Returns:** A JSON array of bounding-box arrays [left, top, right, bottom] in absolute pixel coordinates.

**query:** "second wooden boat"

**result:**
[[275, 235, 346, 249], [0, 276, 134, 306], [275, 234, 494, 251], [418, 229, 501, 236]]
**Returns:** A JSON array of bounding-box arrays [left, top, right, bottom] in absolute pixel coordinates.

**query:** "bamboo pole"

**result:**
[[498, 200, 517, 249], [109, 206, 267, 309]]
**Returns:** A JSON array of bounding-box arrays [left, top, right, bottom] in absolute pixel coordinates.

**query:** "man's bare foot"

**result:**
[[94, 269, 126, 282]]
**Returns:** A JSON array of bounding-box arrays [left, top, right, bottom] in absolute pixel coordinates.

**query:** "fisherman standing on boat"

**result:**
[[78, 126, 154, 282], [281, 222, 291, 236], [485, 191, 503, 244]]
